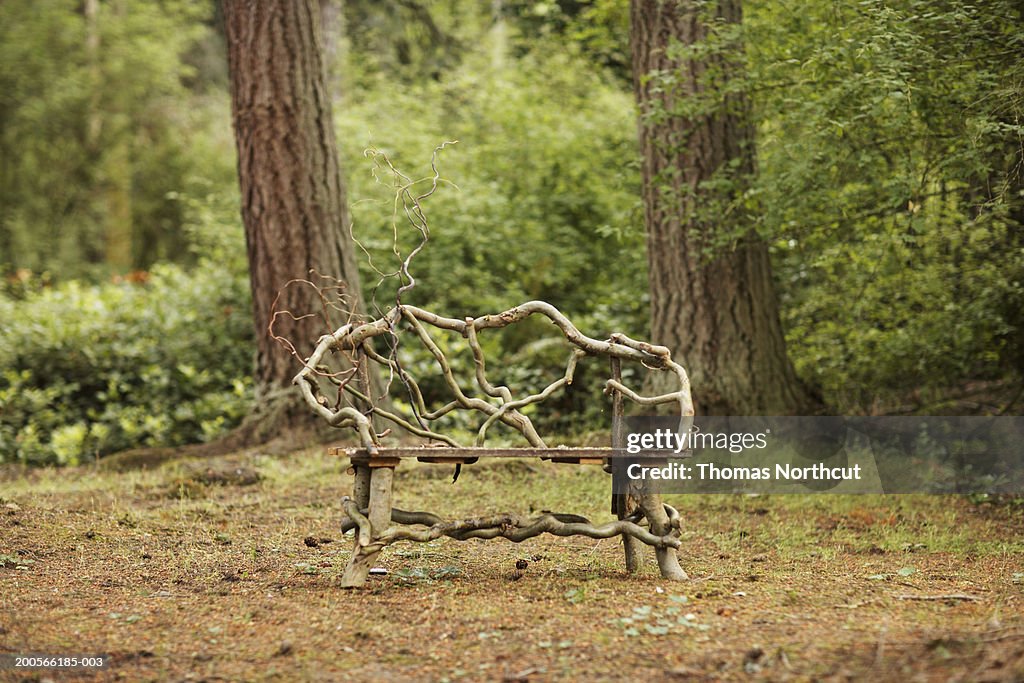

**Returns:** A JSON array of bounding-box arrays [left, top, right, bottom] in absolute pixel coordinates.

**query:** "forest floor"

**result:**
[[1, 448, 1023, 682]]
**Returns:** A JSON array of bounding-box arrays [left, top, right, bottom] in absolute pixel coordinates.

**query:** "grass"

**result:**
[[1, 448, 1023, 681]]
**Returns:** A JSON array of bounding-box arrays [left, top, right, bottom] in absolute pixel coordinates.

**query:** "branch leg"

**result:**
[[638, 486, 687, 581], [340, 466, 394, 587], [609, 357, 644, 574], [617, 491, 645, 574], [353, 464, 371, 508]]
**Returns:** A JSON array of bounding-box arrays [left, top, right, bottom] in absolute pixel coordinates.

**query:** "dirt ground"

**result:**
[[1, 448, 1022, 682]]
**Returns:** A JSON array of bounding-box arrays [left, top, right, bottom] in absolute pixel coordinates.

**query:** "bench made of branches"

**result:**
[[294, 300, 694, 587]]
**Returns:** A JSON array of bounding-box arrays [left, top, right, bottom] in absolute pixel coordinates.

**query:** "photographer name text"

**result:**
[[625, 461, 863, 482]]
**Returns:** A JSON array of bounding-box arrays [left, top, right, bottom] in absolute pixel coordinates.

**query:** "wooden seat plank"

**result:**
[[330, 446, 618, 459]]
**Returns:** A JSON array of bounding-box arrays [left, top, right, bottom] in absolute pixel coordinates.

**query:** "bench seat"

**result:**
[[331, 446, 617, 466]]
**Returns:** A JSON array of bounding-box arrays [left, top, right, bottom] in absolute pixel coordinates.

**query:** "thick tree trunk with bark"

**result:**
[[630, 0, 818, 415], [223, 0, 366, 433]]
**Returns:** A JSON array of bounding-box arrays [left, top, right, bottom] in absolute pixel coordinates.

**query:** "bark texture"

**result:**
[[630, 0, 818, 415], [223, 1, 366, 429]]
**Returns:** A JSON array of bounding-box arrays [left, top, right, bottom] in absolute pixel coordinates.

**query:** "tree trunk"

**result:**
[[223, 0, 367, 433], [630, 0, 818, 416]]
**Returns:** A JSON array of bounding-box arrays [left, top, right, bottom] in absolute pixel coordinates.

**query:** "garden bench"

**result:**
[[294, 301, 694, 587]]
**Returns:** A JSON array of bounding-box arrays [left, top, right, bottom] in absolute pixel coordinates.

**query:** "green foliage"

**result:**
[[4, 0, 1024, 467], [335, 45, 650, 437], [339, 46, 646, 321], [743, 0, 1024, 410], [0, 262, 253, 465], [632, 0, 1024, 411], [0, 0, 234, 279], [341, 0, 486, 85], [501, 1, 632, 82]]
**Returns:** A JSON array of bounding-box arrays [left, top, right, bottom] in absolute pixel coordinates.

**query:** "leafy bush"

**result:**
[[744, 0, 1024, 410], [337, 47, 648, 324], [0, 262, 253, 465], [332, 48, 653, 439]]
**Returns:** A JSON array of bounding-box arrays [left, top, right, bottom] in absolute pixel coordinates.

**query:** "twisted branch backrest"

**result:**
[[294, 300, 693, 456]]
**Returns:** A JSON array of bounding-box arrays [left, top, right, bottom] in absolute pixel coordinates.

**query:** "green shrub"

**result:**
[[337, 47, 647, 326], [0, 262, 253, 465]]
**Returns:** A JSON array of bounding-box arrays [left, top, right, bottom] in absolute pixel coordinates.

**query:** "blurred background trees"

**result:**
[[1, 0, 1022, 464], [0, 0, 231, 278]]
